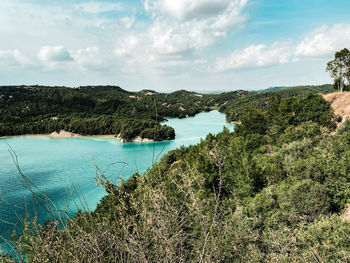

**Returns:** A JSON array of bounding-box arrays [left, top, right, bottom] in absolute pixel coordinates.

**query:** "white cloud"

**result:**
[[0, 0, 249, 77], [212, 42, 292, 72], [38, 46, 73, 66], [295, 24, 350, 57], [213, 23, 350, 72], [144, 0, 247, 48], [120, 16, 135, 29], [74, 2, 124, 15], [114, 35, 139, 57], [0, 0, 343, 91], [37, 46, 113, 71], [0, 49, 29, 67], [72, 47, 109, 71], [144, 0, 239, 21], [0, 0, 127, 50], [113, 0, 247, 75], [113, 22, 198, 74]]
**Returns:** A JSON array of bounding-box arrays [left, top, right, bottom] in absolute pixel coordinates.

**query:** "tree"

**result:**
[[333, 77, 349, 91], [326, 48, 350, 92]]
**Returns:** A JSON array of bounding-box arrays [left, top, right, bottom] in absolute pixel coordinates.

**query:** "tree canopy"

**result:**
[[5, 88, 350, 262], [327, 48, 350, 92]]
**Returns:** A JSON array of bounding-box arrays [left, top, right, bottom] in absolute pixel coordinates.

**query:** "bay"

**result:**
[[0, 110, 233, 251]]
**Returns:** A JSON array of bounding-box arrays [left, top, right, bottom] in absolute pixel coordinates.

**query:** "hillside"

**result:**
[[5, 87, 350, 262], [220, 84, 334, 122], [0, 84, 334, 141], [323, 92, 350, 128], [0, 85, 215, 141]]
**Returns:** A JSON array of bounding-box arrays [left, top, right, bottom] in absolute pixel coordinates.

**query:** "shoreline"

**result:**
[[0, 130, 155, 143], [0, 134, 117, 139]]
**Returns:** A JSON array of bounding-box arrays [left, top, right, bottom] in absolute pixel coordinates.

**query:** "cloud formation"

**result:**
[[74, 2, 124, 15], [38, 46, 73, 65], [295, 24, 350, 57], [72, 47, 110, 71], [144, 0, 245, 21], [212, 42, 292, 72], [113, 0, 248, 75], [0, 0, 349, 90], [0, 49, 29, 67], [212, 23, 350, 72]]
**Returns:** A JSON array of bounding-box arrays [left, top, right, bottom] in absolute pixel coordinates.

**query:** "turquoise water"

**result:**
[[0, 110, 233, 251]]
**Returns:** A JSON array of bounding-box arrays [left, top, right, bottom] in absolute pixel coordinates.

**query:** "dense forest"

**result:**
[[219, 84, 334, 122], [0, 85, 228, 141], [3, 84, 350, 262], [0, 84, 333, 141]]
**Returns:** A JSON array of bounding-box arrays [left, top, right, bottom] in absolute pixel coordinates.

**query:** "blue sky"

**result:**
[[0, 0, 349, 92]]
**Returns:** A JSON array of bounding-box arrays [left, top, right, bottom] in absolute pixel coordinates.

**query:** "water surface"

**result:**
[[0, 110, 233, 250]]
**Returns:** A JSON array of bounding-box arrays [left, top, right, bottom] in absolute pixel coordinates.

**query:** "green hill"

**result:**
[[0, 84, 333, 141], [4, 85, 350, 262]]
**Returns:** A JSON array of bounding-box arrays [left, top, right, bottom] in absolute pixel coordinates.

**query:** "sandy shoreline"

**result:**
[[0, 130, 155, 143]]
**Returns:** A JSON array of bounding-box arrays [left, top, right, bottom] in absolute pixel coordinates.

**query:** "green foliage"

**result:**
[[0, 84, 334, 141], [6, 86, 350, 262], [232, 93, 334, 151], [295, 94, 335, 129], [279, 121, 320, 144], [220, 84, 334, 122], [235, 108, 268, 136], [249, 179, 331, 227], [1, 85, 216, 140], [327, 48, 350, 92]]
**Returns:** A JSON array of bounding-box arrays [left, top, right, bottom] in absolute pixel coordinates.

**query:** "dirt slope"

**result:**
[[323, 92, 350, 128]]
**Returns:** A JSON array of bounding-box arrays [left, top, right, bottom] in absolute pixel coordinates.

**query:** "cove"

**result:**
[[0, 110, 233, 251]]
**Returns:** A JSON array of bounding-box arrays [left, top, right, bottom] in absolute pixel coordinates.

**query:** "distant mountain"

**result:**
[[259, 84, 332, 93], [258, 86, 288, 92]]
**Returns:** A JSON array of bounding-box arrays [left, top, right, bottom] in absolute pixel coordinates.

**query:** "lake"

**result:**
[[0, 110, 233, 252]]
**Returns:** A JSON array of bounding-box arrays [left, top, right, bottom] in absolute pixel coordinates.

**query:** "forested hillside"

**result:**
[[5, 89, 350, 262], [0, 84, 333, 141], [0, 85, 214, 141], [219, 84, 334, 122]]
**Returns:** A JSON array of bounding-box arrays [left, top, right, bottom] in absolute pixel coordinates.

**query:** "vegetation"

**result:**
[[0, 86, 214, 141], [327, 48, 350, 92], [1, 48, 348, 262], [0, 84, 333, 141], [4, 88, 350, 262], [219, 84, 334, 122]]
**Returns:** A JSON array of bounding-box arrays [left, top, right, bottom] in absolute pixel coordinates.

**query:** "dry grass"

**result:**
[[342, 204, 350, 222], [323, 92, 350, 128]]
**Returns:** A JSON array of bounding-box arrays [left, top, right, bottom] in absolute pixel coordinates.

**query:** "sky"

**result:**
[[0, 0, 350, 92]]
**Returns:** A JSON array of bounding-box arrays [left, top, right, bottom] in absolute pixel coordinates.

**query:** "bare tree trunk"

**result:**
[[340, 76, 344, 92]]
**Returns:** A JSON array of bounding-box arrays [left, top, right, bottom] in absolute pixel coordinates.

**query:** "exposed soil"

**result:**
[[323, 92, 350, 129]]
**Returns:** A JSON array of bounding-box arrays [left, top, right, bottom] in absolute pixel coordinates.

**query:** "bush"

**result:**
[[279, 121, 320, 144], [249, 179, 331, 227]]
